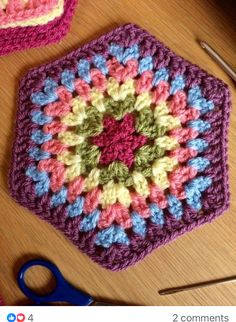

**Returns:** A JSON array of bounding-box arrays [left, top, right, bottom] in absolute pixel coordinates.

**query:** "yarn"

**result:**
[[9, 24, 231, 271], [0, 0, 64, 29], [0, 0, 77, 56]]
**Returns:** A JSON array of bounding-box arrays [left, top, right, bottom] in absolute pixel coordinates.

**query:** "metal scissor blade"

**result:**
[[91, 301, 117, 306]]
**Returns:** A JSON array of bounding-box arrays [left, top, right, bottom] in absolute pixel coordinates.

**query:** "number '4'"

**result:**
[[28, 314, 34, 322]]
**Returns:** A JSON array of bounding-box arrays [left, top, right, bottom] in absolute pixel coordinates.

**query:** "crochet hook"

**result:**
[[199, 41, 236, 82], [159, 275, 236, 295]]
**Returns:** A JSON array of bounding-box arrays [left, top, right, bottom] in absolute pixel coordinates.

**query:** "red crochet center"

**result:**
[[91, 113, 148, 168]]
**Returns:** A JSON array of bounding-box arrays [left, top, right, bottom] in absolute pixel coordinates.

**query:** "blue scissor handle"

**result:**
[[17, 259, 94, 306]]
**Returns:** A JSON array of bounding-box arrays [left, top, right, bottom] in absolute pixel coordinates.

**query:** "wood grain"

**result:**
[[0, 0, 235, 306]]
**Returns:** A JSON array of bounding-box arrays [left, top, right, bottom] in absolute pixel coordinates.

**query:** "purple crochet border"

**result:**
[[0, 0, 77, 56], [9, 23, 231, 271]]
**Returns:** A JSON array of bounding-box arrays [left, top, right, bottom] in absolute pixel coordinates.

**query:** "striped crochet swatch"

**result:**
[[0, 0, 77, 56], [0, 0, 64, 29], [9, 24, 231, 271]]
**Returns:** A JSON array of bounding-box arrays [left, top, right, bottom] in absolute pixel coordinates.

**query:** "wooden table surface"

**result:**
[[0, 0, 235, 306]]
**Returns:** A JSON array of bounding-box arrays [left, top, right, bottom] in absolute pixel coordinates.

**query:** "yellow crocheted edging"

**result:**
[[0, 0, 64, 29], [100, 180, 132, 208], [61, 97, 87, 126], [107, 78, 135, 101], [152, 156, 178, 189]]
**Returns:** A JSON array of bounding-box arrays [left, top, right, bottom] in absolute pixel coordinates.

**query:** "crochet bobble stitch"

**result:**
[[27, 41, 215, 249], [0, 0, 64, 28], [10, 24, 230, 270]]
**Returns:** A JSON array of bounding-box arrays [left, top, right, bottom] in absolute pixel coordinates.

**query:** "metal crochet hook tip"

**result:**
[[199, 40, 236, 82], [159, 275, 236, 296], [199, 40, 207, 49]]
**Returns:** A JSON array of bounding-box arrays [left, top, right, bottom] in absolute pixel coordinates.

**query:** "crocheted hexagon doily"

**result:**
[[9, 24, 231, 271], [0, 0, 77, 56], [0, 0, 64, 29]]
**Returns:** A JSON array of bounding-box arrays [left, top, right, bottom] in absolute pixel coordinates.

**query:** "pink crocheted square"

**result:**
[[0, 0, 77, 56], [9, 24, 231, 270]]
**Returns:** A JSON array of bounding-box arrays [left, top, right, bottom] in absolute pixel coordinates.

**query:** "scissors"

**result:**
[[17, 259, 113, 306]]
